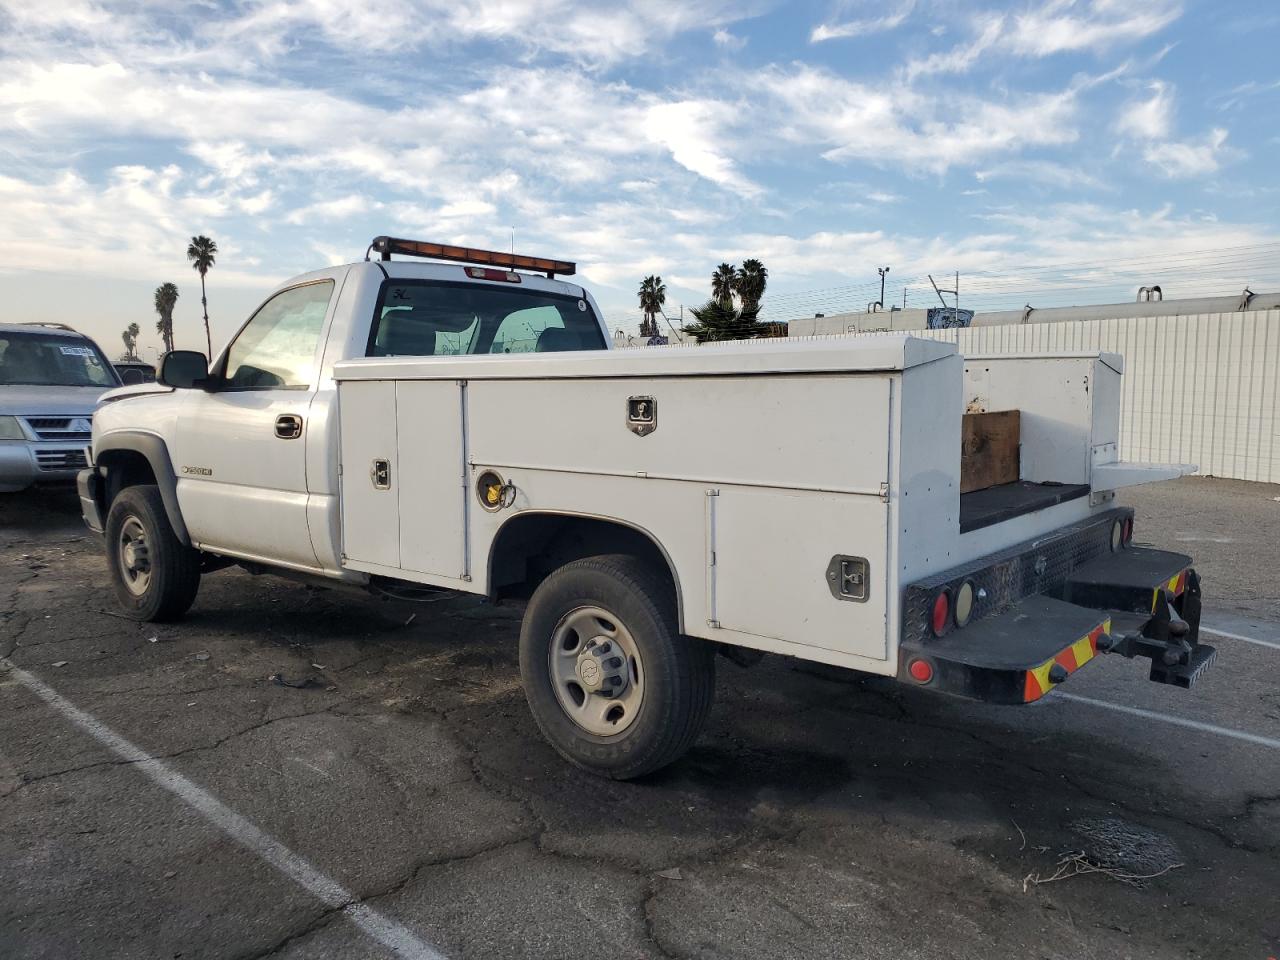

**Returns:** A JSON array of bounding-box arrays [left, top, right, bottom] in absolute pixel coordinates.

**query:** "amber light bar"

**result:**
[[369, 236, 576, 277]]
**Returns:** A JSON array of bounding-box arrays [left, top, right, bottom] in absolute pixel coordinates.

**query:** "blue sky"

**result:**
[[1, 0, 1278, 358]]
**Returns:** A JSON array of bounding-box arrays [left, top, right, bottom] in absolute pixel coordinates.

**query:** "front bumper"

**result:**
[[0, 441, 90, 489], [78, 467, 105, 533], [898, 509, 1215, 704]]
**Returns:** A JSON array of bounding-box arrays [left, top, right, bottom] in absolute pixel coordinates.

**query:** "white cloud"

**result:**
[[904, 15, 1004, 80], [974, 160, 1108, 190], [1143, 128, 1230, 178], [712, 28, 746, 50], [205, 0, 767, 68], [1115, 80, 1174, 139], [284, 195, 374, 225], [902, 1, 1179, 82], [811, 2, 913, 43], [1108, 80, 1234, 179], [643, 100, 762, 198], [1004, 0, 1181, 58], [747, 64, 1080, 174]]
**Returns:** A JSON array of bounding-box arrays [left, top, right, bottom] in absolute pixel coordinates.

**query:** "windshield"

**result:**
[[367, 280, 607, 357], [0, 332, 120, 387]]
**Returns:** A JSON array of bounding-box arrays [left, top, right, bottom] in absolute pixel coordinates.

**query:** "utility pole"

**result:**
[[878, 266, 890, 310]]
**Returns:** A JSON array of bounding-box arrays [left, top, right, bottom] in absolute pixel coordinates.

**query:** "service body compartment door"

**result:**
[[709, 376, 892, 661], [339, 380, 399, 568], [713, 491, 889, 659], [396, 380, 467, 579]]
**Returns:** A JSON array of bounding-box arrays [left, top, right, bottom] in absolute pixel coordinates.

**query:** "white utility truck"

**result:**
[[80, 237, 1216, 778]]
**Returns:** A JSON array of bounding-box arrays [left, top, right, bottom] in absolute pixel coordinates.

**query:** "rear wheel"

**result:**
[[105, 485, 201, 621], [519, 554, 715, 779]]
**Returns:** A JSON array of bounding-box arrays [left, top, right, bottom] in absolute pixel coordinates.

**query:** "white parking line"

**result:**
[[4, 661, 445, 960], [1056, 692, 1280, 751], [1201, 625, 1280, 651]]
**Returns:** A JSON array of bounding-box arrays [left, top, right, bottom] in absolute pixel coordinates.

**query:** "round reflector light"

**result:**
[[908, 658, 933, 683], [954, 580, 975, 628], [1110, 519, 1123, 552], [931, 589, 951, 636]]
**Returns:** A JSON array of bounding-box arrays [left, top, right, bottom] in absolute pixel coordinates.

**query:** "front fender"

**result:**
[[93, 431, 191, 545]]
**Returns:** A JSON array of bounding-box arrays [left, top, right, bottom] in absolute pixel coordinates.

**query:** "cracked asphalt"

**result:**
[[2, 477, 1278, 959]]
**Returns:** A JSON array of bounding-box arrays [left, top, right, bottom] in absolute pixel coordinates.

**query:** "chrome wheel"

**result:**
[[548, 605, 645, 736], [117, 515, 151, 597]]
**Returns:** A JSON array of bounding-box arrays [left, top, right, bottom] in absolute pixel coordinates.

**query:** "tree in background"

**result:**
[[683, 258, 770, 343], [120, 322, 140, 360], [637, 275, 666, 339], [711, 263, 736, 307], [735, 259, 768, 313], [186, 235, 218, 357], [153, 282, 179, 353]]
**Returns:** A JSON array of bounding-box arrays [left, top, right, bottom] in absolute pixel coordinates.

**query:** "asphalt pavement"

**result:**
[[2, 476, 1277, 959]]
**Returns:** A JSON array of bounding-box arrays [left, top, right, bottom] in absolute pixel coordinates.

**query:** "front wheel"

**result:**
[[104, 485, 201, 622], [518, 554, 715, 779]]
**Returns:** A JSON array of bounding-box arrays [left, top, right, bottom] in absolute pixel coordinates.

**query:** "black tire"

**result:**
[[519, 554, 715, 779], [104, 484, 201, 622]]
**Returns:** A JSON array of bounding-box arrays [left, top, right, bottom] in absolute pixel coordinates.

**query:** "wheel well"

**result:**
[[489, 514, 682, 624], [98, 449, 157, 507]]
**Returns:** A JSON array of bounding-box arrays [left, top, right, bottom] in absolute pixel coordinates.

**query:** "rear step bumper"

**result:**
[[899, 542, 1215, 704]]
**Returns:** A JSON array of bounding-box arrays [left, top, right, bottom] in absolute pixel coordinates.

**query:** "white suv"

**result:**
[[0, 323, 120, 493]]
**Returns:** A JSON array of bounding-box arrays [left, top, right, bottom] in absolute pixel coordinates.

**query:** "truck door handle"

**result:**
[[275, 414, 303, 439]]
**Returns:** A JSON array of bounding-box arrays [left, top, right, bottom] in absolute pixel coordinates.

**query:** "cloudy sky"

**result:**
[[1, 0, 1278, 358]]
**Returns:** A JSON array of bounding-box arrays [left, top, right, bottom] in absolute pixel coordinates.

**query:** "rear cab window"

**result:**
[[367, 280, 605, 358]]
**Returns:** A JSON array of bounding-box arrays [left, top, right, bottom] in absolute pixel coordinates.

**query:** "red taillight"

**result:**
[[465, 266, 522, 283], [931, 590, 951, 636], [1122, 517, 1133, 545], [908, 658, 933, 683]]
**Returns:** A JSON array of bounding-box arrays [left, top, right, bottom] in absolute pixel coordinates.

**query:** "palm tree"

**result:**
[[637, 275, 667, 339], [683, 299, 765, 343], [734, 259, 769, 313], [153, 282, 179, 353], [121, 322, 140, 360], [711, 262, 736, 307], [186, 235, 218, 357]]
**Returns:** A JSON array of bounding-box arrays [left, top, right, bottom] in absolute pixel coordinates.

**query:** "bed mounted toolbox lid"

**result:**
[[334, 334, 958, 382]]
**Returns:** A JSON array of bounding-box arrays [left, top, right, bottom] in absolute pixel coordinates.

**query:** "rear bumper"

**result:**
[[898, 510, 1214, 703]]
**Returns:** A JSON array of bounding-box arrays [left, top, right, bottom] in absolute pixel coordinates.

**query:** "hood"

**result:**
[[0, 384, 113, 417]]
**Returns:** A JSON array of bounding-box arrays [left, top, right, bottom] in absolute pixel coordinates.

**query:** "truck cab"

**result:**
[[84, 240, 608, 578], [79, 237, 1216, 779]]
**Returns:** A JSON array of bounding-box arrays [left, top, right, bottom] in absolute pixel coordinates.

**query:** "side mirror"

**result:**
[[159, 350, 210, 389]]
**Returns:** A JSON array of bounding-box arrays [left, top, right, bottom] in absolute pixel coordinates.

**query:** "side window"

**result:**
[[223, 281, 333, 389]]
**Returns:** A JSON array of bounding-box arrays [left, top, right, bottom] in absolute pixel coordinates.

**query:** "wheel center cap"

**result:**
[[576, 640, 628, 697], [123, 539, 149, 572]]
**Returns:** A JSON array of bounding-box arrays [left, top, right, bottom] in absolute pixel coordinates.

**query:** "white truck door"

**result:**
[[173, 280, 334, 568]]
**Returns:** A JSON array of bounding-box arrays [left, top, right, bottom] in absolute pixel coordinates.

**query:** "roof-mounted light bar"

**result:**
[[368, 236, 576, 278]]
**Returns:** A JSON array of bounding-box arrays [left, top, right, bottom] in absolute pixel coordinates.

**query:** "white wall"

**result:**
[[862, 310, 1280, 484]]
